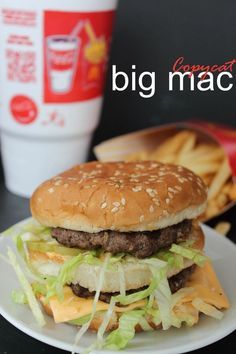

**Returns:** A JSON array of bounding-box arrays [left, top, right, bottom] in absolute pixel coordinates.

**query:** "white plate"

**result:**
[[0, 220, 236, 354]]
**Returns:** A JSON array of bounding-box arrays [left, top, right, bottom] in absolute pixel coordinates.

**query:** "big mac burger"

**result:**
[[10, 161, 229, 350]]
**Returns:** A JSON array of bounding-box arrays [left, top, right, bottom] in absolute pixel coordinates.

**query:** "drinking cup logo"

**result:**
[[46, 35, 80, 94], [10, 95, 38, 124]]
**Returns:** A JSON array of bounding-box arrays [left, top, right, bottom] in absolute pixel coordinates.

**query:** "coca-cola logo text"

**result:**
[[49, 49, 75, 70]]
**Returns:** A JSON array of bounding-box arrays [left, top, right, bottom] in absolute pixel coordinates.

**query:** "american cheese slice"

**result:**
[[183, 261, 230, 309], [49, 287, 147, 323], [47, 261, 229, 324]]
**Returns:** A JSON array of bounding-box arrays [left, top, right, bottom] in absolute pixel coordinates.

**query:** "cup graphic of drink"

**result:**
[[46, 34, 80, 94]]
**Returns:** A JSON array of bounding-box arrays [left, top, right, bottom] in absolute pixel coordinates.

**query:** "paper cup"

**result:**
[[0, 0, 118, 197]]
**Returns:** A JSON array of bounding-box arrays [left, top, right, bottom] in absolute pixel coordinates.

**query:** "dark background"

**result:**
[[93, 0, 236, 148], [0, 0, 236, 353]]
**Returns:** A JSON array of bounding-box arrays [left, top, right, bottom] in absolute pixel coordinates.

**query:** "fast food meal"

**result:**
[[125, 130, 236, 221], [8, 161, 229, 351]]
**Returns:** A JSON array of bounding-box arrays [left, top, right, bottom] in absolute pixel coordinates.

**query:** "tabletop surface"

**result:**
[[0, 165, 235, 354]]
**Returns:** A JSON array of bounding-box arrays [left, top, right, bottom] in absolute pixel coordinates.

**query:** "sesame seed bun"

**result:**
[[30, 161, 207, 233]]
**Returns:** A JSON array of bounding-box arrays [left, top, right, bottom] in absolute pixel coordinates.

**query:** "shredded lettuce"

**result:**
[[118, 264, 126, 297], [46, 253, 83, 301], [11, 289, 28, 304], [170, 243, 208, 267], [171, 287, 194, 310], [112, 277, 157, 306], [104, 310, 145, 350], [26, 241, 81, 257], [154, 274, 172, 330], [72, 254, 111, 354], [192, 298, 223, 320], [146, 308, 161, 326], [156, 250, 184, 270], [97, 299, 116, 347], [140, 258, 172, 330], [21, 221, 52, 241], [69, 314, 94, 326], [138, 316, 154, 331], [171, 312, 197, 328], [7, 247, 46, 327]]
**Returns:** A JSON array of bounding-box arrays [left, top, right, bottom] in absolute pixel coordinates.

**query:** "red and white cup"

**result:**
[[0, 0, 117, 197]]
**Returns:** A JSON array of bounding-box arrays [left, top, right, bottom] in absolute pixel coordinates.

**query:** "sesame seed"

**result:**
[[174, 185, 182, 191], [150, 163, 158, 168], [111, 206, 119, 213], [63, 183, 69, 188], [113, 202, 120, 207], [48, 188, 54, 193], [179, 177, 188, 183], [55, 180, 61, 186], [153, 198, 160, 206], [148, 177, 156, 182], [149, 205, 154, 213], [135, 164, 145, 170], [140, 215, 145, 222], [163, 210, 169, 216], [121, 198, 126, 206], [73, 201, 79, 206], [146, 188, 157, 197], [101, 202, 107, 209], [166, 198, 170, 204], [110, 225, 115, 230], [37, 197, 42, 203], [132, 186, 142, 192], [168, 192, 173, 199]]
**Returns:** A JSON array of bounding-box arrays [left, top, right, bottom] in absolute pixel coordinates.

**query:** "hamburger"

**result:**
[[11, 161, 229, 350]]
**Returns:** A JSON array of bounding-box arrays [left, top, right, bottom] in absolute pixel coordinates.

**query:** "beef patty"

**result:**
[[51, 220, 192, 258], [71, 265, 196, 303]]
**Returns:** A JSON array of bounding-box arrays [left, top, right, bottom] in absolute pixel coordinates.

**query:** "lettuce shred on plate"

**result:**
[[5, 219, 227, 352]]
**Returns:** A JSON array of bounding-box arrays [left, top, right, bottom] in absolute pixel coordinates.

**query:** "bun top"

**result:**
[[30, 161, 207, 232]]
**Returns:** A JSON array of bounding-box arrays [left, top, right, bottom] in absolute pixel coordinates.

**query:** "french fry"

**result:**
[[214, 222, 231, 236], [215, 192, 228, 208], [228, 183, 236, 200], [208, 159, 231, 200], [182, 162, 221, 176], [176, 132, 197, 163], [204, 201, 219, 219], [150, 153, 176, 164], [150, 130, 192, 159], [126, 151, 149, 162], [178, 144, 217, 163]]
